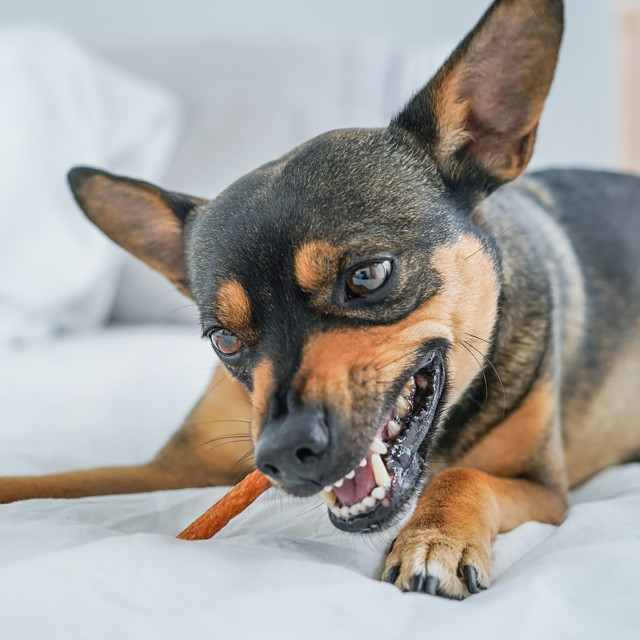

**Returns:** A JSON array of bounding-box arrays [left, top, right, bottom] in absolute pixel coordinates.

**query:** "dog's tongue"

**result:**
[[331, 451, 377, 506]]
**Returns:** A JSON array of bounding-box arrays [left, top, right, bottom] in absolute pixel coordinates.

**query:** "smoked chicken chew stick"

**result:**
[[177, 470, 272, 540]]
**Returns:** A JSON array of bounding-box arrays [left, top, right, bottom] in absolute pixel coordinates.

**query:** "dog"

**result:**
[[2, 0, 639, 599]]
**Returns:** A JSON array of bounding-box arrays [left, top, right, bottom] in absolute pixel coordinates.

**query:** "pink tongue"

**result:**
[[331, 451, 376, 507]]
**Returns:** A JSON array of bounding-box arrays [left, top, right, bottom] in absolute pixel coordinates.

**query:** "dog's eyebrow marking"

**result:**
[[294, 241, 340, 294], [215, 279, 255, 339]]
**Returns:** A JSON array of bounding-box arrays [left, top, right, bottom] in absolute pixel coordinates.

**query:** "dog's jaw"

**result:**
[[319, 348, 447, 533]]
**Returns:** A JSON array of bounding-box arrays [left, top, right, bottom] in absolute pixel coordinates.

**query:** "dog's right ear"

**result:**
[[68, 167, 208, 297]]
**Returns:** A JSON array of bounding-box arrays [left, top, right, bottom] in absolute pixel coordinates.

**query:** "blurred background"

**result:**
[[1, 0, 639, 341]]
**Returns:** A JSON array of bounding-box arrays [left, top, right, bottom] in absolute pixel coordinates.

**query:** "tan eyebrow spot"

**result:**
[[215, 279, 255, 339], [294, 241, 340, 294]]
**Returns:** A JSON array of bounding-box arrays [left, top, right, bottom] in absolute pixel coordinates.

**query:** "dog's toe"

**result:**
[[382, 527, 491, 599]]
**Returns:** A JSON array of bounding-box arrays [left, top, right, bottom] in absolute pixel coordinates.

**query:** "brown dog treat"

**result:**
[[177, 470, 272, 540]]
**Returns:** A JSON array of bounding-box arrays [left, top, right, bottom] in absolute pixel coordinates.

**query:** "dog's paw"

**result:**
[[381, 525, 492, 599]]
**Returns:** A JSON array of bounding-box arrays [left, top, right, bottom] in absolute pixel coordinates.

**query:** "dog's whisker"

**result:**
[[461, 341, 489, 405], [464, 332, 532, 363], [465, 341, 506, 421], [196, 441, 252, 462], [184, 419, 251, 430], [160, 303, 200, 321], [463, 224, 516, 261]]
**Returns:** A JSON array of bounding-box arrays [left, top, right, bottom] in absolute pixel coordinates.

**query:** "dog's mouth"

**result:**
[[318, 349, 446, 532]]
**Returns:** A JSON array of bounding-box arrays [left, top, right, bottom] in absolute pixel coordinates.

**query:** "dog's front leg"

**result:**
[[382, 468, 566, 598]]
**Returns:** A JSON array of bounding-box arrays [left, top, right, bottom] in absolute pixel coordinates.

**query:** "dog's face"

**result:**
[[69, 0, 563, 532]]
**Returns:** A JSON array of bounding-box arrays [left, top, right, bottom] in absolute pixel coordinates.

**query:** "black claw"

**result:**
[[409, 574, 426, 592], [424, 576, 439, 595], [385, 566, 400, 584], [463, 565, 480, 594]]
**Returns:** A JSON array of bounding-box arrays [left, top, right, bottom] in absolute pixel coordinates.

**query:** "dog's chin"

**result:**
[[321, 348, 447, 533]]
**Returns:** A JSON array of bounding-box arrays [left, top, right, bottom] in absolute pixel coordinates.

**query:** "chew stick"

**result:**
[[177, 469, 272, 540]]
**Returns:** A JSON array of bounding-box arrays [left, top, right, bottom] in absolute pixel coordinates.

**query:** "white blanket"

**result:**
[[0, 326, 638, 639]]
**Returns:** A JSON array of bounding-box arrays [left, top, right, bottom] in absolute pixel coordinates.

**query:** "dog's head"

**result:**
[[68, 0, 563, 531]]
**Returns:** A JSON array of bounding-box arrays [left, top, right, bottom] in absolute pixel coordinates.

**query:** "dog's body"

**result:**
[[2, 0, 639, 598]]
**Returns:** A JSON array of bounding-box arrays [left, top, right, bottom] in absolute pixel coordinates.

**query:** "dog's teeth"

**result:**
[[317, 490, 336, 507], [395, 396, 410, 417], [330, 506, 341, 516], [387, 420, 402, 439], [333, 478, 344, 488], [323, 485, 333, 493], [371, 486, 386, 500], [362, 496, 376, 508], [340, 506, 350, 518], [350, 503, 365, 516], [370, 438, 387, 455], [359, 458, 367, 467], [345, 470, 356, 480], [402, 378, 416, 398], [371, 453, 391, 488]]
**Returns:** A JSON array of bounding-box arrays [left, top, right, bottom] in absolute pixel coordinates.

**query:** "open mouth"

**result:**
[[317, 348, 446, 532]]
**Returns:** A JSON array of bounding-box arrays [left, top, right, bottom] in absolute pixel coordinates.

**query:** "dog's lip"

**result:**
[[325, 348, 446, 532]]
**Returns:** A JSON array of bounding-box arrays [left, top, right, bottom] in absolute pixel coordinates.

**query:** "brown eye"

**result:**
[[347, 260, 392, 296], [210, 328, 244, 356]]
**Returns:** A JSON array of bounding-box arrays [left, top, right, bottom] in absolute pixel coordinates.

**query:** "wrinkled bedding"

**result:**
[[0, 326, 638, 639]]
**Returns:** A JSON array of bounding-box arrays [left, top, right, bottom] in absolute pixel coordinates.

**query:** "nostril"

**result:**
[[295, 447, 316, 464], [262, 462, 280, 477]]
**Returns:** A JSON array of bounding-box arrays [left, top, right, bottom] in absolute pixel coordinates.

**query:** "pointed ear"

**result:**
[[393, 0, 563, 195], [68, 167, 209, 297]]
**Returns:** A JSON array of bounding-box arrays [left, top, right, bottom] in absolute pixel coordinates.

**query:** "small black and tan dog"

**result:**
[[3, 0, 640, 598]]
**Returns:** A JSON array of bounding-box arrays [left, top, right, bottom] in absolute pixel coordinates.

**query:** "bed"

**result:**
[[0, 28, 638, 640]]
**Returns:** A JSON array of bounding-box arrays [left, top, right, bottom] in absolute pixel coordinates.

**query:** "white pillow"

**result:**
[[0, 27, 183, 348]]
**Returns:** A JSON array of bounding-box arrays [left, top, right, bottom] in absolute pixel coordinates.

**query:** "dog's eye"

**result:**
[[347, 260, 391, 296], [209, 328, 244, 356]]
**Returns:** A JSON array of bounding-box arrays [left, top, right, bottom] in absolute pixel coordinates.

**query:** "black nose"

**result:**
[[254, 404, 331, 494]]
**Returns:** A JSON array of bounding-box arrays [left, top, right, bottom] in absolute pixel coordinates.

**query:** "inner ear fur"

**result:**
[[68, 167, 208, 297], [393, 0, 564, 195]]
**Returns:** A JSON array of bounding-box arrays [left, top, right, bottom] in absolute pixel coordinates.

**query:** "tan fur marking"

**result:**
[[294, 235, 499, 417], [251, 359, 276, 440], [294, 241, 340, 294], [215, 280, 256, 340], [458, 383, 554, 477]]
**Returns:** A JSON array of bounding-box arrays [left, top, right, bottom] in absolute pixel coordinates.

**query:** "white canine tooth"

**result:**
[[350, 503, 365, 516], [395, 396, 410, 417], [362, 496, 376, 508], [345, 470, 356, 480], [371, 486, 386, 500], [330, 506, 341, 516], [370, 438, 387, 455], [402, 379, 415, 398], [340, 506, 350, 518], [387, 420, 402, 439], [371, 453, 391, 488], [323, 485, 333, 493], [317, 490, 336, 507], [359, 458, 367, 467], [333, 478, 344, 488]]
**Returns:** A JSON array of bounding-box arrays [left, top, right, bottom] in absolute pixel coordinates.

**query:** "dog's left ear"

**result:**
[[393, 0, 563, 196], [68, 167, 208, 297]]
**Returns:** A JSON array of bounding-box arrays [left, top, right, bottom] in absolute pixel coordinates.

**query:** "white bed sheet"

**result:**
[[0, 326, 638, 639]]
